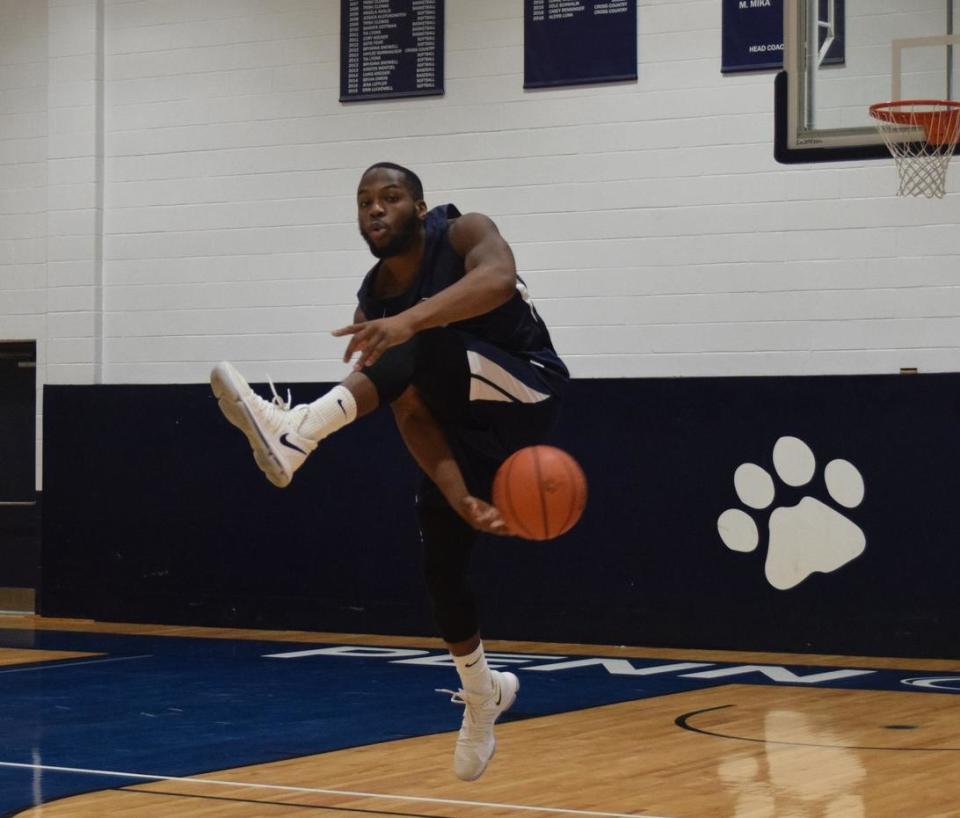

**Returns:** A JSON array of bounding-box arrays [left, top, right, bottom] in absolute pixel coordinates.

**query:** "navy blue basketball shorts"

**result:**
[[363, 326, 567, 501]]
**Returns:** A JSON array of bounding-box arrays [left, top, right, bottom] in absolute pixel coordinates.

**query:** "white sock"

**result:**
[[452, 642, 494, 696], [297, 385, 357, 442]]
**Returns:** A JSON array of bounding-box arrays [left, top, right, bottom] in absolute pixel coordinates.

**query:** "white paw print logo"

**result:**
[[717, 436, 866, 590]]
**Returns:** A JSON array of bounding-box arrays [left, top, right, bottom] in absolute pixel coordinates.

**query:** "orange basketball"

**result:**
[[492, 445, 587, 540]]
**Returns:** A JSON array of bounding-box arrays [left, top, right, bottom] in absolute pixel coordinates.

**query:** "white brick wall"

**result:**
[[47, 0, 104, 388], [3, 0, 960, 401], [0, 0, 47, 487]]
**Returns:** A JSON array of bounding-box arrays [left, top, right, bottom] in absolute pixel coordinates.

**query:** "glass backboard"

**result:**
[[776, 0, 960, 162]]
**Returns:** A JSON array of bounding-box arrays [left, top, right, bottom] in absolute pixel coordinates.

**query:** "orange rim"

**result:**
[[869, 99, 960, 145]]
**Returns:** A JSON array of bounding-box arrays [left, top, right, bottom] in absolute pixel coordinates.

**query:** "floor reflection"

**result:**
[[717, 709, 866, 818]]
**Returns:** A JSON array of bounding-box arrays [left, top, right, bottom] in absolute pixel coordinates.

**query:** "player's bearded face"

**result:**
[[360, 206, 421, 259]]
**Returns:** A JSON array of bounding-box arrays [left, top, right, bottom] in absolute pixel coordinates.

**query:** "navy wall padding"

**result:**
[[42, 375, 960, 658], [0, 501, 41, 588]]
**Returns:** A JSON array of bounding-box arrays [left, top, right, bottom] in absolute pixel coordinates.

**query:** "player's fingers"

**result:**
[[342, 333, 367, 364], [460, 497, 485, 529], [352, 350, 373, 371], [349, 337, 374, 370], [357, 348, 385, 371], [483, 517, 510, 536], [462, 497, 510, 536], [362, 344, 383, 368], [331, 323, 361, 337], [487, 508, 513, 534]]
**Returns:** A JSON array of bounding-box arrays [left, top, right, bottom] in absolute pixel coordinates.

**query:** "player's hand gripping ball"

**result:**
[[492, 445, 587, 540]]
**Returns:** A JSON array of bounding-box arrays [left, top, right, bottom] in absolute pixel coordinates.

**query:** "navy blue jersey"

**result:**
[[357, 204, 568, 377]]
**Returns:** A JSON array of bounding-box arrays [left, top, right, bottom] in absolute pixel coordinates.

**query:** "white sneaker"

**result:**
[[210, 361, 315, 488], [443, 670, 519, 782]]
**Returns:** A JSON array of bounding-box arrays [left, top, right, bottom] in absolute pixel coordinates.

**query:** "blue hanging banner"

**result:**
[[524, 0, 637, 89], [340, 0, 444, 102], [722, 0, 844, 74]]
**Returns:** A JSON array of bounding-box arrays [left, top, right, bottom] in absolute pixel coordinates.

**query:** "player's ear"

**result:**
[[415, 199, 428, 220]]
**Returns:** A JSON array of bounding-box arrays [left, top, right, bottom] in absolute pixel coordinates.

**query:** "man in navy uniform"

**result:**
[[212, 162, 568, 781]]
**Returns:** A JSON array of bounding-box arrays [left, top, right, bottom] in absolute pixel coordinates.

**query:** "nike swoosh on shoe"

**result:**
[[279, 433, 307, 454]]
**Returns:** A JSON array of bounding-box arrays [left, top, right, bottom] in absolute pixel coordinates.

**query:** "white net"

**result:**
[[869, 100, 960, 198]]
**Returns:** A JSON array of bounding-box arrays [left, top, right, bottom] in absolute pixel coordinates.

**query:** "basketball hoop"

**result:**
[[869, 100, 960, 198]]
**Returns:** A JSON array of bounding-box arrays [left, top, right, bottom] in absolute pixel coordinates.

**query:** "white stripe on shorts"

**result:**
[[467, 351, 550, 404]]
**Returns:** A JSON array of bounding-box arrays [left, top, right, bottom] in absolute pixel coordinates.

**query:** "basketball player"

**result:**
[[211, 163, 568, 781]]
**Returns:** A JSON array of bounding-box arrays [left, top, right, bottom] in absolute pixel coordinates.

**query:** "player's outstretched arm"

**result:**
[[390, 385, 511, 536], [333, 213, 516, 371], [409, 211, 517, 330]]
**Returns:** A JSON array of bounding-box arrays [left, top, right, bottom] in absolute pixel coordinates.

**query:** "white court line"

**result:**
[[0, 760, 671, 818], [0, 655, 153, 674]]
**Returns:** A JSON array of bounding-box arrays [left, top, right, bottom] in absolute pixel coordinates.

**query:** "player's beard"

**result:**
[[361, 210, 421, 259]]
